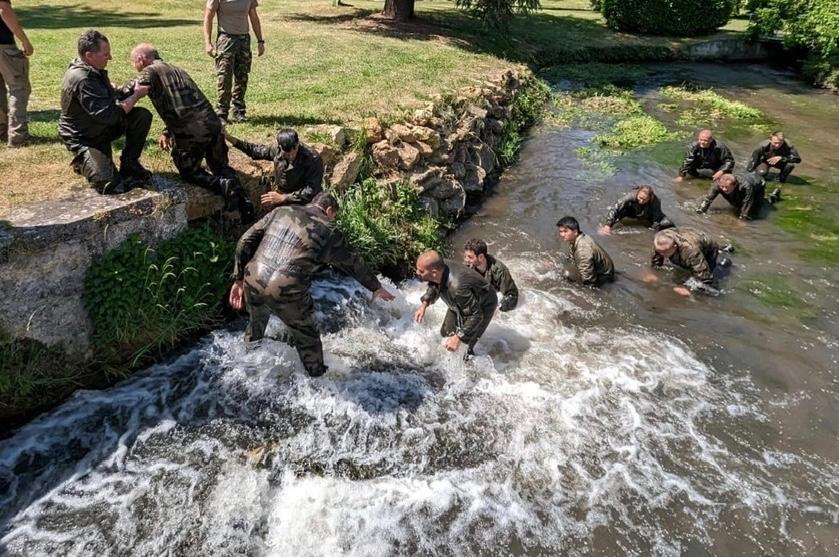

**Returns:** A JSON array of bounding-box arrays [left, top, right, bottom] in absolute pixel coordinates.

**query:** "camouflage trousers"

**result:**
[[244, 276, 326, 377], [215, 33, 252, 119], [439, 303, 496, 354], [0, 45, 31, 146], [171, 127, 240, 203]]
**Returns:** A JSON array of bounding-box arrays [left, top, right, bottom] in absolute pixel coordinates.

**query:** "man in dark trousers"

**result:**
[[226, 127, 323, 210], [228, 192, 395, 377], [747, 131, 801, 202], [649, 227, 732, 297], [697, 172, 766, 220], [0, 0, 34, 146], [414, 250, 498, 356], [600, 185, 674, 234], [675, 129, 734, 182], [129, 43, 254, 223], [556, 216, 615, 286], [463, 238, 518, 312], [59, 30, 152, 194]]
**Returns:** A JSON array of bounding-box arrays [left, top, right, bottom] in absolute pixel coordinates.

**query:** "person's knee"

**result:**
[[131, 107, 153, 129]]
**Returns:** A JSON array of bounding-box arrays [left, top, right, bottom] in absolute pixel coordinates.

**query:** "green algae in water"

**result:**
[[541, 63, 648, 89], [575, 145, 618, 178], [643, 140, 686, 168], [594, 115, 673, 149], [737, 275, 817, 318], [661, 86, 762, 120]]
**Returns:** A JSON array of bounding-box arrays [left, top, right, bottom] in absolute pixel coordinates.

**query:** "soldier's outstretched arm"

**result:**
[[229, 137, 277, 161], [697, 184, 719, 213], [323, 230, 382, 292], [232, 210, 274, 280]]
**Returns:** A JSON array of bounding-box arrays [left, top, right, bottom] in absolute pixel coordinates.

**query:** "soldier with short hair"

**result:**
[[600, 185, 674, 234], [556, 216, 614, 286], [129, 42, 254, 223], [747, 131, 801, 202], [675, 129, 734, 181], [228, 192, 395, 377], [650, 227, 731, 296], [226, 127, 324, 209], [59, 30, 152, 194], [697, 172, 766, 220], [414, 251, 498, 356], [463, 238, 518, 312], [203, 0, 264, 123]]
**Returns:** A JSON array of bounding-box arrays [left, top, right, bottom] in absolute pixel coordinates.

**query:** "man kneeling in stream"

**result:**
[[228, 192, 395, 377], [647, 227, 733, 297], [414, 250, 498, 357]]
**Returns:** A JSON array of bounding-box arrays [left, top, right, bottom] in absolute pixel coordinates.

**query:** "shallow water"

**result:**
[[1, 63, 838, 556]]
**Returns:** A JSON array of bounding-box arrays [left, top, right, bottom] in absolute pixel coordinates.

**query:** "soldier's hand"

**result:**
[[371, 287, 395, 302], [767, 156, 782, 165], [21, 38, 34, 57], [599, 224, 611, 235], [229, 281, 245, 310], [414, 304, 427, 323], [673, 176, 684, 183], [205, 43, 215, 57], [673, 286, 691, 297], [133, 84, 150, 98], [260, 191, 286, 207], [642, 272, 659, 284], [257, 42, 266, 57], [444, 335, 462, 352], [158, 134, 173, 151]]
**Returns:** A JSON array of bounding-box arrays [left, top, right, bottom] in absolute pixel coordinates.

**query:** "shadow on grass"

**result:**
[[243, 114, 343, 128], [17, 4, 194, 29]]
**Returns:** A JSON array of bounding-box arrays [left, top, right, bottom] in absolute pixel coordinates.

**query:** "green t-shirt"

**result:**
[[207, 0, 258, 36]]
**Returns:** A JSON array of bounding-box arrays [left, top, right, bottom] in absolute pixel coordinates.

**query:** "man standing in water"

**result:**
[[696, 172, 766, 220], [228, 192, 395, 377], [600, 185, 674, 234], [556, 216, 614, 286], [414, 250, 498, 356], [675, 129, 734, 182], [649, 227, 732, 296], [463, 239, 518, 312], [747, 131, 801, 203]]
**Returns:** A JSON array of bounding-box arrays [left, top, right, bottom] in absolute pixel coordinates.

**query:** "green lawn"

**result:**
[[0, 0, 748, 214]]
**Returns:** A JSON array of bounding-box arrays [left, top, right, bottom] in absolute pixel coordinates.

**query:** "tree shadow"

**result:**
[[16, 4, 194, 30], [244, 114, 343, 129]]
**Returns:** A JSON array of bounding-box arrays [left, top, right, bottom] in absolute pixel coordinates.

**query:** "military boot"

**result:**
[[768, 188, 782, 204]]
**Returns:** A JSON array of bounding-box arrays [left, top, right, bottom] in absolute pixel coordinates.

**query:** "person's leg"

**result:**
[[777, 162, 795, 183], [244, 282, 271, 342], [0, 71, 8, 142], [0, 46, 30, 146], [71, 145, 124, 194], [215, 34, 235, 120], [440, 309, 459, 338], [272, 291, 326, 377], [463, 304, 497, 355], [696, 168, 716, 179], [231, 36, 252, 120], [119, 107, 152, 178], [753, 162, 770, 178]]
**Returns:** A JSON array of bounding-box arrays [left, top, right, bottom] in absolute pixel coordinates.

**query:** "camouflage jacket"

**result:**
[[421, 261, 498, 340], [699, 173, 765, 219], [679, 138, 735, 176], [651, 227, 719, 284], [605, 190, 674, 230], [475, 254, 518, 311], [747, 139, 802, 171], [571, 233, 615, 286], [135, 59, 219, 141], [58, 59, 125, 148], [233, 205, 381, 293], [230, 139, 323, 204]]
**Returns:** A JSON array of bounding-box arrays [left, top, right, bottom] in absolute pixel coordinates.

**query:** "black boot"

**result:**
[[768, 188, 781, 204]]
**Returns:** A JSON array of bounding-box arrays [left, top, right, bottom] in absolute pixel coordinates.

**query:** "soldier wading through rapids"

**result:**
[[463, 238, 519, 312], [128, 42, 255, 224], [229, 192, 395, 377]]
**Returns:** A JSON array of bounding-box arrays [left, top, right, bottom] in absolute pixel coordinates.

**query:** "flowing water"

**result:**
[[1, 63, 837, 556]]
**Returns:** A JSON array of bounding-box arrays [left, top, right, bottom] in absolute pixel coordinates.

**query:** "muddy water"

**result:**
[[1, 63, 837, 556]]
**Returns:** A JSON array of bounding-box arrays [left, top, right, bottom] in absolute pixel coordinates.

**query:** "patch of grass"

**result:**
[[737, 275, 817, 318], [661, 85, 763, 119], [773, 187, 839, 264], [594, 114, 672, 148]]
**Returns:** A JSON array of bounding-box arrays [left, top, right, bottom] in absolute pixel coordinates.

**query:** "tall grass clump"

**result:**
[[337, 179, 444, 271], [497, 78, 552, 165]]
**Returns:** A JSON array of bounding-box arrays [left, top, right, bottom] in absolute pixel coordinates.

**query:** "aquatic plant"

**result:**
[[661, 85, 763, 119], [594, 115, 672, 148]]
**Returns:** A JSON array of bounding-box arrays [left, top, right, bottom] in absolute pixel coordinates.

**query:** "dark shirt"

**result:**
[[747, 139, 802, 170], [605, 191, 673, 230], [679, 138, 735, 176], [135, 59, 219, 141], [58, 59, 125, 149], [699, 173, 765, 219], [475, 254, 518, 311], [421, 261, 497, 341], [0, 1, 15, 45], [231, 139, 323, 204]]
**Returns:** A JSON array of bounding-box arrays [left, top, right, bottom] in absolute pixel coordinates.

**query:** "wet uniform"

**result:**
[[58, 58, 152, 193], [698, 172, 766, 219], [605, 190, 674, 231], [474, 254, 518, 312], [651, 227, 720, 286], [135, 58, 243, 205], [747, 139, 801, 183], [233, 204, 381, 376], [679, 138, 735, 179], [230, 138, 323, 205], [421, 261, 498, 353], [570, 233, 615, 286]]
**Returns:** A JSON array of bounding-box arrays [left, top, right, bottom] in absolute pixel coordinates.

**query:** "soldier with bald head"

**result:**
[[650, 227, 732, 296], [675, 129, 734, 182], [414, 250, 498, 356]]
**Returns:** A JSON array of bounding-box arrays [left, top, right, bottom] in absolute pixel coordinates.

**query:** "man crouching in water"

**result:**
[[228, 192, 395, 377], [414, 250, 497, 357], [648, 227, 733, 297]]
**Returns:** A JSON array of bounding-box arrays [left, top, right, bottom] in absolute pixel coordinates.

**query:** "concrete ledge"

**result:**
[[683, 37, 782, 62]]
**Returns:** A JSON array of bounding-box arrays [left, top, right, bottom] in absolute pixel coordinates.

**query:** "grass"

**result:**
[[0, 0, 750, 215], [773, 180, 839, 264], [661, 85, 763, 120]]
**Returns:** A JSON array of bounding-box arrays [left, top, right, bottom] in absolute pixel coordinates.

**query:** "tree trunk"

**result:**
[[383, 0, 415, 22]]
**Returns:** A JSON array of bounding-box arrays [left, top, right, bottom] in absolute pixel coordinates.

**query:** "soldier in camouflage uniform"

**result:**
[[556, 216, 615, 286], [651, 227, 732, 296], [203, 0, 264, 123], [414, 251, 498, 356], [600, 185, 674, 234], [129, 43, 254, 223], [228, 192, 395, 377], [226, 128, 324, 209], [696, 172, 766, 220], [463, 238, 518, 312]]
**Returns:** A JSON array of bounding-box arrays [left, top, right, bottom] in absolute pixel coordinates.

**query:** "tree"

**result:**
[[455, 0, 541, 29], [383, 0, 415, 22]]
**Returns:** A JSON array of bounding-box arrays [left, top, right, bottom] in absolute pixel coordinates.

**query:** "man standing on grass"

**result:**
[[204, 0, 265, 124], [59, 30, 152, 194], [128, 43, 254, 224], [675, 129, 734, 182], [0, 0, 33, 147]]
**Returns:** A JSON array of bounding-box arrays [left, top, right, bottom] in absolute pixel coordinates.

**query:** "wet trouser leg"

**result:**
[[0, 45, 31, 145], [688, 168, 717, 179], [231, 36, 252, 118], [439, 303, 497, 354], [172, 137, 238, 199], [119, 107, 152, 168], [69, 143, 121, 193], [777, 162, 795, 183], [755, 162, 795, 184]]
